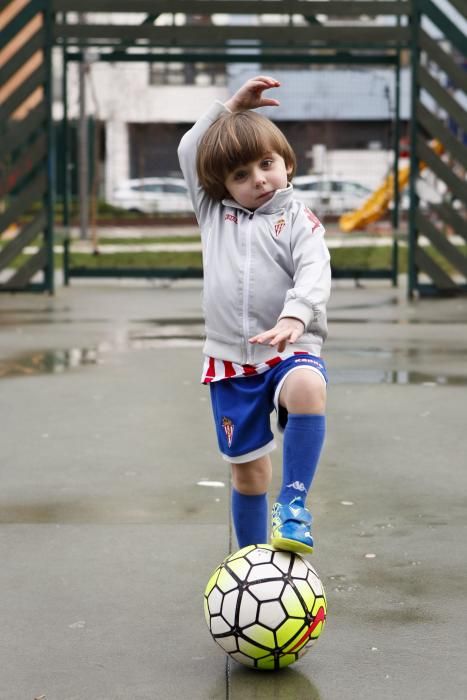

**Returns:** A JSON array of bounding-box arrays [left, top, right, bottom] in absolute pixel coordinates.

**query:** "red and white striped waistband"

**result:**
[[201, 351, 312, 384]]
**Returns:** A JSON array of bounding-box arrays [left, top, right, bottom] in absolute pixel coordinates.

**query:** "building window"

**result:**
[[148, 62, 226, 86]]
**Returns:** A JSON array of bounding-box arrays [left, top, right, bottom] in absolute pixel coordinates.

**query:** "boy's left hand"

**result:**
[[249, 317, 305, 353]]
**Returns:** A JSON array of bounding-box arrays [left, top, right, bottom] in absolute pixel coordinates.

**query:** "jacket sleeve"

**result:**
[[279, 205, 331, 339], [177, 101, 229, 226]]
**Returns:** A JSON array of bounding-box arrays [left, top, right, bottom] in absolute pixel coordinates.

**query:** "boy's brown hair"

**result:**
[[196, 110, 297, 200]]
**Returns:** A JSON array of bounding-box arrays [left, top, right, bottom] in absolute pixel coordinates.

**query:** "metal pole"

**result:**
[[62, 12, 69, 229], [392, 40, 401, 231], [78, 12, 89, 240], [44, 0, 55, 294], [408, 0, 421, 298], [63, 237, 70, 286], [391, 32, 401, 288]]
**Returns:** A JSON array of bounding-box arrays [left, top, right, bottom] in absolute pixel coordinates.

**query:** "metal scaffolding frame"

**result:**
[[1, 1, 466, 295]]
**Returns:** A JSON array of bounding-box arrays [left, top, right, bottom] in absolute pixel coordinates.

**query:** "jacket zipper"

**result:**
[[243, 212, 254, 363]]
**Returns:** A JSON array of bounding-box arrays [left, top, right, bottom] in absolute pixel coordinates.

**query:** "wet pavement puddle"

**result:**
[[0, 347, 101, 378], [0, 327, 204, 379], [1, 317, 466, 384], [1, 341, 467, 386], [331, 368, 467, 386], [0, 498, 171, 524], [330, 317, 467, 324]]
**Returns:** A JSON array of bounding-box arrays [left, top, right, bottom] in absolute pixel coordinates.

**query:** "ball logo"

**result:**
[[289, 604, 326, 652], [222, 416, 234, 447]]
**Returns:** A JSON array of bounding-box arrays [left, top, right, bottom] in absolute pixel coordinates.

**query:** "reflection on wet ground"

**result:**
[[227, 662, 322, 699], [0, 313, 205, 327], [0, 341, 200, 379], [0, 488, 224, 524], [0, 334, 467, 386], [1, 334, 467, 386], [0, 498, 167, 524], [0, 348, 101, 378], [330, 317, 467, 324], [332, 369, 467, 386], [2, 312, 467, 383], [2, 309, 467, 326]]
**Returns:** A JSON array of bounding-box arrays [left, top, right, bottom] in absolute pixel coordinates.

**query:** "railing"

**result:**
[[0, 0, 54, 292], [408, 0, 467, 296]]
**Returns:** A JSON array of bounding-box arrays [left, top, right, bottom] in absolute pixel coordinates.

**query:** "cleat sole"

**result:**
[[271, 536, 313, 555]]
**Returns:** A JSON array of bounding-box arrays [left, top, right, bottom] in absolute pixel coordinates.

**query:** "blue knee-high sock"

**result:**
[[278, 414, 326, 504], [231, 489, 268, 548]]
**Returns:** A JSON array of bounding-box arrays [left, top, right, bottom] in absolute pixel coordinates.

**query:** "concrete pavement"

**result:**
[[0, 279, 466, 699]]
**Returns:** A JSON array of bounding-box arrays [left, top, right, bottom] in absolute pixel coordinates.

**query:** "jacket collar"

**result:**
[[222, 183, 294, 215]]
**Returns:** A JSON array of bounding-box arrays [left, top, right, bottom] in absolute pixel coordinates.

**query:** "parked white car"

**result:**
[[292, 176, 372, 215], [111, 177, 194, 214]]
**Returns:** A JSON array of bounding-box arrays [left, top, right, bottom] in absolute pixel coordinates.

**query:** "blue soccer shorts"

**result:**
[[209, 354, 328, 463]]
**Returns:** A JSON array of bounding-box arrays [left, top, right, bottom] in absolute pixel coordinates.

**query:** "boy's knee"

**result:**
[[280, 370, 326, 414], [231, 456, 272, 495]]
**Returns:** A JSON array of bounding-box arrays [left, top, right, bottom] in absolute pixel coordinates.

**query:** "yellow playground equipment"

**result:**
[[339, 140, 444, 232]]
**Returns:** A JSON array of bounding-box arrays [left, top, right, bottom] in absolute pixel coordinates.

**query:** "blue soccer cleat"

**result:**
[[271, 497, 314, 554]]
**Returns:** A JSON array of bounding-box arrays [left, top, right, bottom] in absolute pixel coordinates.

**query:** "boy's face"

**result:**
[[224, 152, 292, 211]]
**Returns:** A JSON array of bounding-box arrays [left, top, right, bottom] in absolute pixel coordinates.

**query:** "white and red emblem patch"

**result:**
[[225, 213, 238, 224], [304, 208, 321, 233], [274, 217, 286, 237], [222, 417, 234, 447]]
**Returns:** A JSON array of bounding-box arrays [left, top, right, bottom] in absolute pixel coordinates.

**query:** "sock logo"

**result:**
[[287, 481, 306, 492], [222, 417, 234, 447]]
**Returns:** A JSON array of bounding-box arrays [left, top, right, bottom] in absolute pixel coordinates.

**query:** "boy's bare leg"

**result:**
[[230, 455, 272, 548], [231, 455, 272, 495]]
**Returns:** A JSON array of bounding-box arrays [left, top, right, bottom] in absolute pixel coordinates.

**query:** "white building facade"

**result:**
[[54, 11, 413, 203]]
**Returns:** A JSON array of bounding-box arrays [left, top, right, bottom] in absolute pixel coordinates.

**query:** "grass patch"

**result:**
[[67, 250, 203, 269], [89, 236, 201, 245], [2, 251, 203, 270], [65, 246, 398, 272], [3, 243, 466, 278], [331, 246, 406, 271], [0, 235, 201, 248], [63, 244, 467, 277], [12, 198, 193, 222]]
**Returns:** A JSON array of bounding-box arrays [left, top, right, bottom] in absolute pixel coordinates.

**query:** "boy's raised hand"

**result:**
[[225, 75, 281, 112], [249, 317, 305, 354]]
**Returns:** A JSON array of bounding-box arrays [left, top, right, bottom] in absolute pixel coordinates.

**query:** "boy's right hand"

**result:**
[[224, 75, 281, 112]]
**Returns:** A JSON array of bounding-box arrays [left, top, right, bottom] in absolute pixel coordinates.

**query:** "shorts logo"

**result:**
[[274, 217, 286, 237], [222, 417, 234, 447], [225, 213, 238, 224], [294, 357, 322, 368]]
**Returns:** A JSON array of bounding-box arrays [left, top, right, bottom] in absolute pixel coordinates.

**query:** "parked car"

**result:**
[[111, 177, 194, 214], [292, 176, 373, 215]]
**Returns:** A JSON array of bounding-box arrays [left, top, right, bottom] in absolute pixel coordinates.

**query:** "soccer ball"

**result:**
[[204, 544, 326, 670]]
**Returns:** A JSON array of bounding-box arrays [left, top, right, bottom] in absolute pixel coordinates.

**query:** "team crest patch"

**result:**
[[222, 417, 234, 447], [225, 213, 238, 224], [274, 217, 286, 237]]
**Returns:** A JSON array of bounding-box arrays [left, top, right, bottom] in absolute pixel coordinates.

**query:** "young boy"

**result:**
[[178, 76, 331, 554]]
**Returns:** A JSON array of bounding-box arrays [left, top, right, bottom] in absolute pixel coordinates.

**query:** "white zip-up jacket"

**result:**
[[178, 101, 331, 366]]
